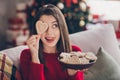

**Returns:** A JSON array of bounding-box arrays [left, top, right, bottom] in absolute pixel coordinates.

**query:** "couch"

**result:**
[[1, 24, 120, 80]]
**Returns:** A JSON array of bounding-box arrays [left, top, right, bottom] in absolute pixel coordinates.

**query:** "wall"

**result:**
[[0, 0, 27, 50], [0, 0, 14, 50], [0, 0, 119, 50]]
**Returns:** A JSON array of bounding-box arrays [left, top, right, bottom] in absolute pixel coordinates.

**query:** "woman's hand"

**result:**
[[67, 69, 78, 76], [26, 34, 41, 63]]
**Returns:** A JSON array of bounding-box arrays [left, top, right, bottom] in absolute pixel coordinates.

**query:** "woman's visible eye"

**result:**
[[52, 24, 58, 29]]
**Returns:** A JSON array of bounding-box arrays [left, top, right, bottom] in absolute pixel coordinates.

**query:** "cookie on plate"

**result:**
[[58, 51, 97, 70]]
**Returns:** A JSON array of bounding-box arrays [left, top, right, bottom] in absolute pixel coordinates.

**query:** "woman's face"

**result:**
[[37, 15, 60, 48]]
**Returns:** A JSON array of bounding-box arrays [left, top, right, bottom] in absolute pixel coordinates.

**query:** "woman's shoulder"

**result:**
[[72, 45, 82, 52], [20, 49, 31, 61]]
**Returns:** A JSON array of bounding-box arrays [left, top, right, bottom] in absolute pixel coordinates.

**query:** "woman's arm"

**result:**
[[67, 45, 84, 80], [68, 71, 84, 80], [20, 49, 45, 80]]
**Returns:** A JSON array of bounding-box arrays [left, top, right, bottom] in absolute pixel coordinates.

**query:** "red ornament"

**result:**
[[8, 17, 23, 25], [65, 0, 78, 7], [72, 0, 78, 4], [93, 14, 99, 19], [65, 0, 72, 7]]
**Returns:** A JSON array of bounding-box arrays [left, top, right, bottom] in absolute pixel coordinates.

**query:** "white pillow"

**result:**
[[85, 47, 120, 80], [0, 45, 28, 70], [70, 24, 120, 65]]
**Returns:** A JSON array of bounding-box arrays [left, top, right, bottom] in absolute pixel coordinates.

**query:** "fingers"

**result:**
[[67, 68, 78, 76], [27, 35, 41, 43], [26, 34, 41, 49], [81, 69, 88, 72], [36, 34, 41, 44], [36, 34, 41, 49], [27, 35, 36, 45]]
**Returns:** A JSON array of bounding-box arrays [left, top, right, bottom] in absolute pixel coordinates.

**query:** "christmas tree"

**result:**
[[26, 0, 90, 34]]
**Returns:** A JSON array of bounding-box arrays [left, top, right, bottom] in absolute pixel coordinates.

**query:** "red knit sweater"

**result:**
[[20, 45, 84, 80]]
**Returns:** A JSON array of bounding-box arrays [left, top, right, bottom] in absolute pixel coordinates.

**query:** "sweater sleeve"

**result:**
[[68, 45, 84, 80], [72, 45, 82, 52], [20, 49, 45, 80]]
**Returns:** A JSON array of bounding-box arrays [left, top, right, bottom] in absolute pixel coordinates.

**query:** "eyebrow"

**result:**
[[52, 21, 57, 23]]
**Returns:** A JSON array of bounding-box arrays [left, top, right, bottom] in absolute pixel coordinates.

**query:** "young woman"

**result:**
[[20, 4, 84, 80]]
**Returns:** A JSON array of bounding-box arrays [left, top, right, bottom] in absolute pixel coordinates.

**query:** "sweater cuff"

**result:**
[[30, 62, 44, 70]]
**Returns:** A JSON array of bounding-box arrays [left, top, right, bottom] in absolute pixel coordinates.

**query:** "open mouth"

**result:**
[[45, 37, 55, 43]]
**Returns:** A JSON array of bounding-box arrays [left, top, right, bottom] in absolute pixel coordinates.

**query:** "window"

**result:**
[[86, 0, 120, 20]]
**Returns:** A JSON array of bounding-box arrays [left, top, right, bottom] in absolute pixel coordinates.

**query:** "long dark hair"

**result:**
[[30, 4, 72, 64]]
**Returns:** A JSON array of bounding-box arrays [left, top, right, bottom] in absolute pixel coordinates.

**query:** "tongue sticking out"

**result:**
[[45, 37, 55, 43], [36, 21, 48, 34]]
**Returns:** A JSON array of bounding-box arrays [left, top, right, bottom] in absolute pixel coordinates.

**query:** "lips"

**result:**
[[45, 37, 55, 43]]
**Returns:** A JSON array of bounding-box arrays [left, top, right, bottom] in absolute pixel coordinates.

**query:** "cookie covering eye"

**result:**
[[35, 21, 48, 34]]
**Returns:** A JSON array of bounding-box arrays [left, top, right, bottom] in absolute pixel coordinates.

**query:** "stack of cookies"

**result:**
[[58, 51, 97, 69]]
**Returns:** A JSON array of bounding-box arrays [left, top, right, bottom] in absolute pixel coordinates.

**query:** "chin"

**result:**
[[45, 42, 57, 47], [48, 44, 56, 47]]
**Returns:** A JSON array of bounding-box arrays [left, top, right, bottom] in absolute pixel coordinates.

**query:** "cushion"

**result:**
[[0, 45, 28, 70], [84, 47, 120, 80], [70, 24, 120, 65], [0, 53, 22, 80], [0, 71, 10, 80]]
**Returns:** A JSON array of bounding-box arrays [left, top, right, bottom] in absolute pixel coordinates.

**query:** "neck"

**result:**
[[43, 45, 57, 54]]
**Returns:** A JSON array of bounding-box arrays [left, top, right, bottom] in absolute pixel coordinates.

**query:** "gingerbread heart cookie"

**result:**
[[36, 21, 48, 34]]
